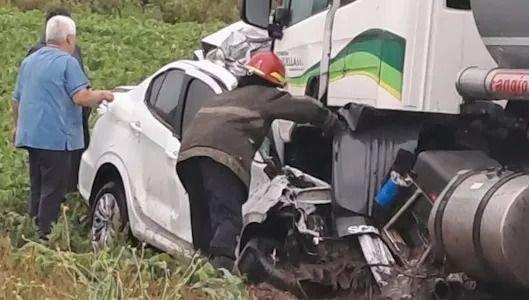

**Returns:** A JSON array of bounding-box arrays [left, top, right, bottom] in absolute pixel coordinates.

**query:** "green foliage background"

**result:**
[[0, 9, 248, 299], [1, 0, 240, 23]]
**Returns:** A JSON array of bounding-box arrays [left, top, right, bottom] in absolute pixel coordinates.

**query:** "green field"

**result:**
[[0, 9, 249, 299]]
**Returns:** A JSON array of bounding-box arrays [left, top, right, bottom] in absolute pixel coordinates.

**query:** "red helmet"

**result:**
[[245, 51, 287, 86]]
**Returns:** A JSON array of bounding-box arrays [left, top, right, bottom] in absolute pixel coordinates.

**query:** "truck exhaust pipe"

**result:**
[[457, 67, 529, 101]]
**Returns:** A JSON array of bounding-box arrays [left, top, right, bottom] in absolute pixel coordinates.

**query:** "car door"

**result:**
[[131, 66, 221, 244], [169, 69, 220, 242], [130, 68, 190, 242]]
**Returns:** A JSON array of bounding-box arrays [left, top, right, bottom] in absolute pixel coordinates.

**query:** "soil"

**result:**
[[250, 283, 297, 300]]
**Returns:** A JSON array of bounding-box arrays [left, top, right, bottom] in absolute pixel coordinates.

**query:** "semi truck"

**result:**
[[200, 0, 529, 298]]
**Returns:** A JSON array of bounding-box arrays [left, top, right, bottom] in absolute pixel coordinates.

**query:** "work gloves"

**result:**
[[327, 112, 349, 136]]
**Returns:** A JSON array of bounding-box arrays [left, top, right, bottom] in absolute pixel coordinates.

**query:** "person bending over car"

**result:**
[[11, 16, 114, 242], [176, 51, 343, 270]]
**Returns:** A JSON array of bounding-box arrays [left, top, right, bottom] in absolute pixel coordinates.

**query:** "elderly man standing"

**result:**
[[27, 7, 91, 195], [12, 16, 114, 241]]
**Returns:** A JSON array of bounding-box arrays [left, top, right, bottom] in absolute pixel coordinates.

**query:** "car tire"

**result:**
[[90, 181, 130, 251]]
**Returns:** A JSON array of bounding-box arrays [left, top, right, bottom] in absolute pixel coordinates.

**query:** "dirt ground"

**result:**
[[250, 283, 297, 300]]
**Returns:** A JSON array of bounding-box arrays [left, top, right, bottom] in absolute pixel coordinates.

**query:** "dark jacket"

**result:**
[[27, 36, 91, 148], [178, 84, 336, 187]]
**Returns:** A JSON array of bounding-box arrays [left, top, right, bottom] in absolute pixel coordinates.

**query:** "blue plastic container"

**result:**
[[375, 178, 400, 208]]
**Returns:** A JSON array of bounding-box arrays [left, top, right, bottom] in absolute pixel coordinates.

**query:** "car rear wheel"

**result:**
[[90, 181, 130, 251]]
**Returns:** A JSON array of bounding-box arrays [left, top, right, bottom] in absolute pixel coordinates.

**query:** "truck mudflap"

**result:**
[[332, 105, 420, 237]]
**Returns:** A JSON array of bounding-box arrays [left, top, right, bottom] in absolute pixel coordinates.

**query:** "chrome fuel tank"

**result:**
[[429, 169, 529, 288]]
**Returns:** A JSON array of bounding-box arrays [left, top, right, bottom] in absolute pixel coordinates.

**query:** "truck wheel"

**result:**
[[90, 181, 130, 251]]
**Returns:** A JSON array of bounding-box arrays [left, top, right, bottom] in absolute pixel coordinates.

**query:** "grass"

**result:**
[[0, 8, 249, 299], [0, 205, 248, 299]]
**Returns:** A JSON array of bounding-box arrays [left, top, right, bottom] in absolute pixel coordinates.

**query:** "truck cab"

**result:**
[[244, 0, 495, 114]]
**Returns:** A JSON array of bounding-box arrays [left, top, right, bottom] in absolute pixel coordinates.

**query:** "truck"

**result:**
[[217, 0, 529, 299]]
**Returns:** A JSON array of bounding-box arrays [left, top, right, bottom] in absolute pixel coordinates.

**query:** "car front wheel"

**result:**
[[90, 181, 130, 251]]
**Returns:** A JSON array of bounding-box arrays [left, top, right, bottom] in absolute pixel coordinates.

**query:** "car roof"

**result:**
[[154, 60, 238, 91], [125, 59, 238, 100], [180, 60, 238, 91]]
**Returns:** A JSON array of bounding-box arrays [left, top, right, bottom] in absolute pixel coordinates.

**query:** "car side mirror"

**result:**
[[242, 0, 272, 29]]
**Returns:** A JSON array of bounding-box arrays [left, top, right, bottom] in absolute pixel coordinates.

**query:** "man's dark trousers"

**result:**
[[178, 157, 248, 259], [28, 148, 72, 238], [27, 39, 89, 194]]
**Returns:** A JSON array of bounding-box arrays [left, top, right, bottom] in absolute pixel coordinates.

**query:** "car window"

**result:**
[[447, 0, 470, 9], [286, 0, 329, 26], [181, 79, 216, 136], [154, 70, 185, 116], [341, 0, 356, 6], [146, 69, 186, 128], [147, 73, 166, 107]]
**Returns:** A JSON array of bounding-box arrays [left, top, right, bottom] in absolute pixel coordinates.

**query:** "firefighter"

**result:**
[[176, 51, 343, 270]]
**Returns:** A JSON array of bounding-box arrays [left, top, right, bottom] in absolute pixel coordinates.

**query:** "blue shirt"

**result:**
[[13, 47, 89, 151]]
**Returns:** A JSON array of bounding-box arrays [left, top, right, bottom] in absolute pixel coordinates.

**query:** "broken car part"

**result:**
[[205, 25, 271, 77], [238, 167, 377, 298], [357, 230, 395, 288]]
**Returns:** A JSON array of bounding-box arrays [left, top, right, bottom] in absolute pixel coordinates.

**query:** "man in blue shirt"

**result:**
[[12, 15, 114, 241], [27, 8, 91, 194]]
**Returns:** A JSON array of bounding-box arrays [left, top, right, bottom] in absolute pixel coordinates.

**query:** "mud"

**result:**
[[250, 283, 297, 300]]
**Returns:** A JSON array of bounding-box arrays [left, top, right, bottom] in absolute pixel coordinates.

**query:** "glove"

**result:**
[[327, 113, 348, 136]]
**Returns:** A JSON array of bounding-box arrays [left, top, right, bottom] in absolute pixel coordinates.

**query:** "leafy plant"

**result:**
[[156, 0, 239, 24], [2, 0, 240, 23], [0, 8, 249, 299]]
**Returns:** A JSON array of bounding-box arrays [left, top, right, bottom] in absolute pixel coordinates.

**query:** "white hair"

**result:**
[[45, 15, 76, 43]]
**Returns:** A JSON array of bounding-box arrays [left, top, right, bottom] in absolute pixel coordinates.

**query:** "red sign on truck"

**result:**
[[489, 71, 529, 97]]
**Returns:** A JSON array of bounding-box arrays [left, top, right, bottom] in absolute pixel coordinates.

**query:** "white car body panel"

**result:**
[[79, 60, 241, 254]]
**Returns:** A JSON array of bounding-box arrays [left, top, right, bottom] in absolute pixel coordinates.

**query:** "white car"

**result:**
[[78, 60, 239, 254], [78, 56, 341, 296]]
